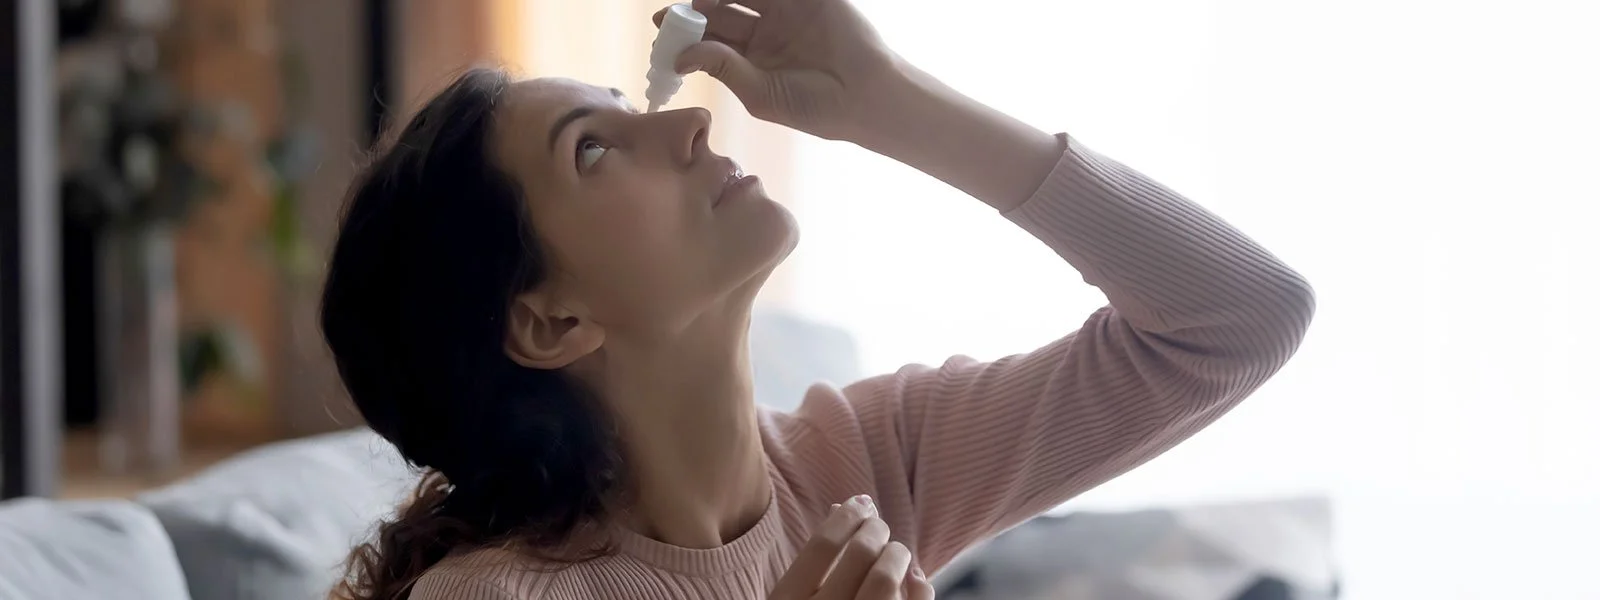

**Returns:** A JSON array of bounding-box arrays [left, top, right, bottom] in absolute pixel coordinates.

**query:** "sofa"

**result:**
[[0, 311, 1337, 600]]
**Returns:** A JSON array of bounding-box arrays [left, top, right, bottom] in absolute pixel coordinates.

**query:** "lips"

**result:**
[[713, 160, 749, 208]]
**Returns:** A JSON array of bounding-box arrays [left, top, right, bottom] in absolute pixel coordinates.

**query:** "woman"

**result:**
[[323, 0, 1315, 598]]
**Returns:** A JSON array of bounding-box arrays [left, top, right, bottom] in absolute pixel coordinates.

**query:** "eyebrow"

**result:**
[[614, 88, 641, 113], [545, 89, 632, 153], [547, 106, 596, 153]]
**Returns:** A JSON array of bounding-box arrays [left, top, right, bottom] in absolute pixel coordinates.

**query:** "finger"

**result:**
[[654, 4, 758, 48], [693, 0, 771, 14], [674, 40, 767, 103], [905, 565, 936, 600], [852, 541, 912, 600], [816, 515, 892, 600], [702, 33, 749, 55], [771, 497, 875, 599], [706, 4, 759, 47]]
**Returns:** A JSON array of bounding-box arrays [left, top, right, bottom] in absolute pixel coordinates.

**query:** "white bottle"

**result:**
[[644, 3, 707, 113]]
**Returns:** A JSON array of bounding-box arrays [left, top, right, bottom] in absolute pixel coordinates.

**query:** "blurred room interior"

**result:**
[[4, 0, 797, 500], [2, 0, 1596, 598], [4, 0, 504, 498]]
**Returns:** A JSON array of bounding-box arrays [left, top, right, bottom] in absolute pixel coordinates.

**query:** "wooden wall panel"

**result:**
[[170, 0, 285, 444]]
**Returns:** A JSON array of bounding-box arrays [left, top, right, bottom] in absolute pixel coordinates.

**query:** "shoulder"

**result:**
[[757, 379, 923, 506], [761, 359, 960, 448], [759, 382, 860, 457], [409, 547, 571, 600]]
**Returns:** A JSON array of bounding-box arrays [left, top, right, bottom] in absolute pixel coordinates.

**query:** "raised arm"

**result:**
[[785, 37, 1314, 575], [848, 59, 1065, 212], [670, 0, 1316, 574], [799, 121, 1315, 572]]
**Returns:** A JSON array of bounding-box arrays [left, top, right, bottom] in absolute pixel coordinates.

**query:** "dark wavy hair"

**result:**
[[322, 67, 626, 600]]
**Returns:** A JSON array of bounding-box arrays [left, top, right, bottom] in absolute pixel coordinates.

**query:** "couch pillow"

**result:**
[[137, 428, 416, 600], [0, 498, 191, 600], [933, 497, 1338, 600]]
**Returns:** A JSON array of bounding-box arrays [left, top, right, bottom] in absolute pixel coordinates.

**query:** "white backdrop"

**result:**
[[778, 0, 1600, 598]]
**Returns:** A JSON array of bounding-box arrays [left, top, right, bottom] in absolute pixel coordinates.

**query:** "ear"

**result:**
[[503, 290, 604, 370]]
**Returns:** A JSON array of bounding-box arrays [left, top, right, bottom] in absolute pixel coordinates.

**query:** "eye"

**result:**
[[576, 137, 608, 171]]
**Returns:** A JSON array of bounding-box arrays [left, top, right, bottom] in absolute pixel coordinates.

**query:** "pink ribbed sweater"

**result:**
[[408, 134, 1316, 599]]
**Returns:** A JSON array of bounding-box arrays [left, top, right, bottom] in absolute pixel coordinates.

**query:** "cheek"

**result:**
[[592, 208, 683, 273], [540, 181, 707, 314], [592, 178, 697, 264]]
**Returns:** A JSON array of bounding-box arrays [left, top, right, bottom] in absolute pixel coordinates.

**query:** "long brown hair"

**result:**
[[321, 67, 626, 599]]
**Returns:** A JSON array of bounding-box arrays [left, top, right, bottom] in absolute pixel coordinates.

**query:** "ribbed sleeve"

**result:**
[[786, 133, 1315, 572]]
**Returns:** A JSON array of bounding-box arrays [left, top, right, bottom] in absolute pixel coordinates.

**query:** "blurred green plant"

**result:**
[[181, 49, 322, 398], [263, 49, 321, 281], [58, 33, 220, 229], [179, 321, 262, 396], [59, 26, 321, 399]]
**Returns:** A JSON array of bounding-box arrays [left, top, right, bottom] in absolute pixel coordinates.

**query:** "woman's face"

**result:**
[[491, 78, 797, 338]]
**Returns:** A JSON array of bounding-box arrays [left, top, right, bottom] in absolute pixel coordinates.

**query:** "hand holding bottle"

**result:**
[[653, 0, 901, 142]]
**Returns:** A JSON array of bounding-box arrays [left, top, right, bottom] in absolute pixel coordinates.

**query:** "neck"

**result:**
[[587, 310, 771, 549]]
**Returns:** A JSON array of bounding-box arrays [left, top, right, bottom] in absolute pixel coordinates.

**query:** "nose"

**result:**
[[653, 106, 712, 167]]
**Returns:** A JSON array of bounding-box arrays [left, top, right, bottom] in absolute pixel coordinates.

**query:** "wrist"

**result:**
[[844, 55, 948, 152], [833, 56, 1064, 211]]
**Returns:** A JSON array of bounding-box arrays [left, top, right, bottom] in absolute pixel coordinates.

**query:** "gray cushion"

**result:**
[[137, 428, 415, 600], [0, 498, 191, 600], [934, 497, 1338, 600]]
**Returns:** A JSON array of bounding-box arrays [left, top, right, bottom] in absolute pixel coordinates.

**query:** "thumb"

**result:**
[[675, 41, 767, 104], [907, 564, 936, 600]]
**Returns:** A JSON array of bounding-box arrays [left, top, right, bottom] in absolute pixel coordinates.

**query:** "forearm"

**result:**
[[848, 59, 1064, 212]]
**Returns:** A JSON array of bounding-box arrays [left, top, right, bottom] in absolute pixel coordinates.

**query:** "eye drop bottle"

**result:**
[[645, 3, 707, 113]]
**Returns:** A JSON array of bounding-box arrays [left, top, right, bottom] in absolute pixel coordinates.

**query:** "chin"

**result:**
[[756, 197, 801, 268], [719, 197, 799, 299]]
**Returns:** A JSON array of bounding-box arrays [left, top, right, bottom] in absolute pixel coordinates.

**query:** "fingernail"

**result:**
[[848, 494, 877, 517], [829, 502, 841, 511], [912, 566, 926, 580]]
